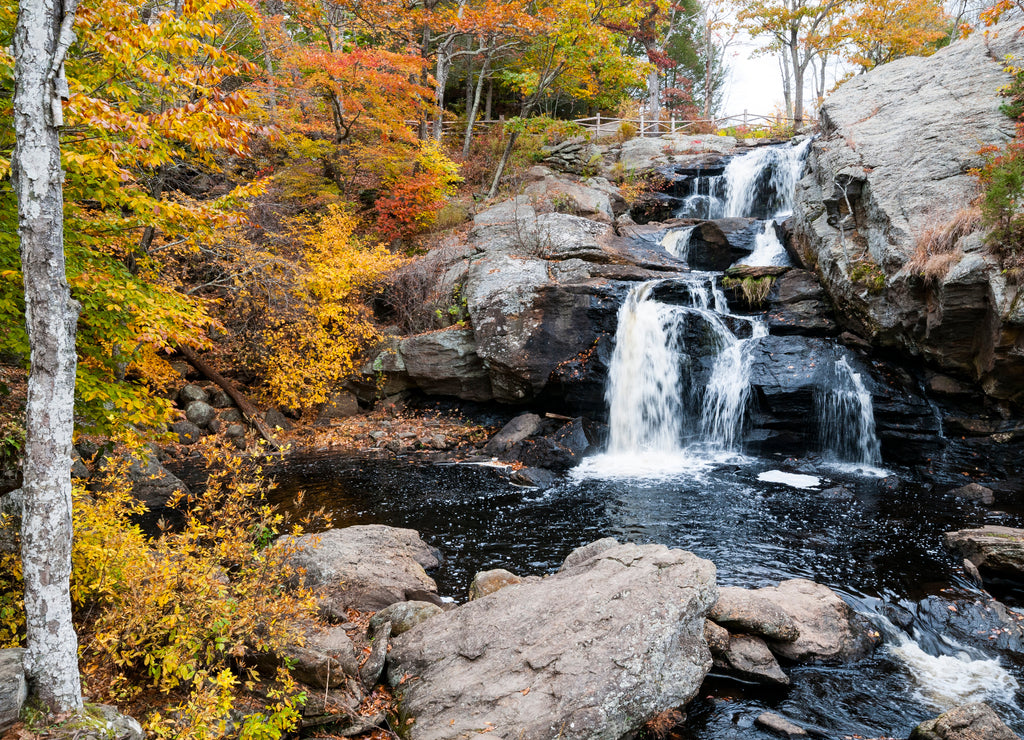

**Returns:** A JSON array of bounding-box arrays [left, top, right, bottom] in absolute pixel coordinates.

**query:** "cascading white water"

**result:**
[[700, 321, 768, 449], [605, 283, 686, 455], [818, 357, 882, 467], [598, 275, 764, 470], [873, 615, 1019, 710], [660, 225, 696, 261], [722, 138, 811, 219], [738, 221, 791, 267]]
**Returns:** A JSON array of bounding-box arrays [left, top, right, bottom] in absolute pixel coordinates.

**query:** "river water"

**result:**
[[271, 452, 1024, 739]]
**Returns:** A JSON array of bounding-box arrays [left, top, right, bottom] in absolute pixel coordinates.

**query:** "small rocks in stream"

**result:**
[[703, 620, 730, 656], [185, 400, 215, 427], [948, 482, 995, 505], [709, 586, 800, 642], [178, 383, 209, 405], [718, 635, 790, 686], [468, 568, 523, 600], [510, 466, 557, 489], [756, 712, 809, 738], [910, 702, 1020, 740], [713, 579, 874, 663]]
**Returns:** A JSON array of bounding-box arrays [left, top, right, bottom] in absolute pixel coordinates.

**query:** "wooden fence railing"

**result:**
[[408, 111, 795, 139]]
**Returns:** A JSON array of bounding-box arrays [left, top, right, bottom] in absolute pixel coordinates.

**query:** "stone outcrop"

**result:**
[[712, 579, 874, 664], [791, 22, 1024, 405], [910, 702, 1020, 740], [944, 526, 1024, 590], [279, 525, 441, 615], [0, 648, 25, 734], [386, 543, 717, 740]]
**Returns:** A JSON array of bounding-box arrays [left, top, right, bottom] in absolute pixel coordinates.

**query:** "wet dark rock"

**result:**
[[279, 525, 441, 615], [709, 586, 800, 642], [757, 712, 809, 738], [688, 220, 751, 271], [400, 327, 492, 402], [71, 450, 90, 479], [510, 466, 558, 489], [483, 413, 543, 456], [264, 408, 293, 431], [316, 391, 361, 425], [178, 383, 209, 406], [765, 270, 839, 337], [718, 634, 790, 685], [948, 482, 995, 505], [185, 400, 215, 427], [95, 451, 190, 508], [386, 544, 717, 740], [0, 648, 25, 733], [910, 702, 1020, 740], [171, 420, 202, 445], [511, 436, 579, 472], [820, 486, 853, 500]]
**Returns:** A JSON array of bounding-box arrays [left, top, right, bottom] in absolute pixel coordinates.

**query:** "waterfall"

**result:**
[[605, 283, 686, 456], [673, 139, 811, 222], [602, 276, 764, 465], [817, 357, 882, 467], [737, 221, 791, 268], [660, 225, 696, 261]]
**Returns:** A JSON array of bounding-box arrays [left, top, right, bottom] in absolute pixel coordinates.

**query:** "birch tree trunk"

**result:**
[[462, 53, 490, 157], [12, 0, 84, 714]]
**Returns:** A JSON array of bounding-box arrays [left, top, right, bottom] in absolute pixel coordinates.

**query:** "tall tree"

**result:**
[[735, 0, 848, 123], [12, 0, 84, 713], [836, 0, 948, 72]]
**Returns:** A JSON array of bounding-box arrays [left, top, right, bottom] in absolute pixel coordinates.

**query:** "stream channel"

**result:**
[[272, 141, 1024, 739]]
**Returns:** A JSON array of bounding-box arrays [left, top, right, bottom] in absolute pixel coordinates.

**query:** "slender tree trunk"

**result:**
[[12, 0, 84, 714], [647, 65, 661, 130], [259, 25, 277, 114], [779, 53, 793, 121], [487, 129, 519, 199], [434, 34, 455, 142], [789, 29, 804, 124], [485, 78, 493, 121], [463, 53, 490, 157]]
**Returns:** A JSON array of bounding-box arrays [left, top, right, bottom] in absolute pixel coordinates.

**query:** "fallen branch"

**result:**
[[177, 345, 282, 451]]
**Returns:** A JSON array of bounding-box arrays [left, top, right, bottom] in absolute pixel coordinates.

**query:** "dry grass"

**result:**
[[906, 206, 982, 284], [644, 708, 685, 738]]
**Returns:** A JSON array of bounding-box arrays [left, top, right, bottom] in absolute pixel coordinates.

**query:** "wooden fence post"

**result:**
[[640, 112, 645, 137]]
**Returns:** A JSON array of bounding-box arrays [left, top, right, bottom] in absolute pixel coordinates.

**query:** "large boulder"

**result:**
[[710, 586, 800, 642], [386, 543, 717, 740], [279, 525, 441, 615], [615, 134, 737, 172], [791, 22, 1024, 404], [910, 702, 1020, 740], [399, 327, 493, 402]]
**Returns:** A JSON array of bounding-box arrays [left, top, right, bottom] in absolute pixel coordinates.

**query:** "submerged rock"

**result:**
[[279, 525, 441, 615], [709, 586, 800, 642], [386, 543, 717, 740], [718, 634, 790, 686], [756, 712, 809, 738]]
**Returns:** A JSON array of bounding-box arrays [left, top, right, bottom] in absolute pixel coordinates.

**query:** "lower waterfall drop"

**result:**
[[817, 357, 883, 468], [604, 283, 686, 457]]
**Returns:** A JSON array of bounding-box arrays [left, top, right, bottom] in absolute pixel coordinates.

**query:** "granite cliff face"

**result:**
[[790, 23, 1024, 406]]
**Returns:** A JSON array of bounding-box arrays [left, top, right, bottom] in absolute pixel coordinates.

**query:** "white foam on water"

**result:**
[[888, 633, 1019, 710], [757, 470, 821, 489]]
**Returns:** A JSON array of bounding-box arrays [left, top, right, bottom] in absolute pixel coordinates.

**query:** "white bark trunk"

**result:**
[[647, 65, 661, 129], [434, 35, 455, 142], [12, 0, 83, 714]]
